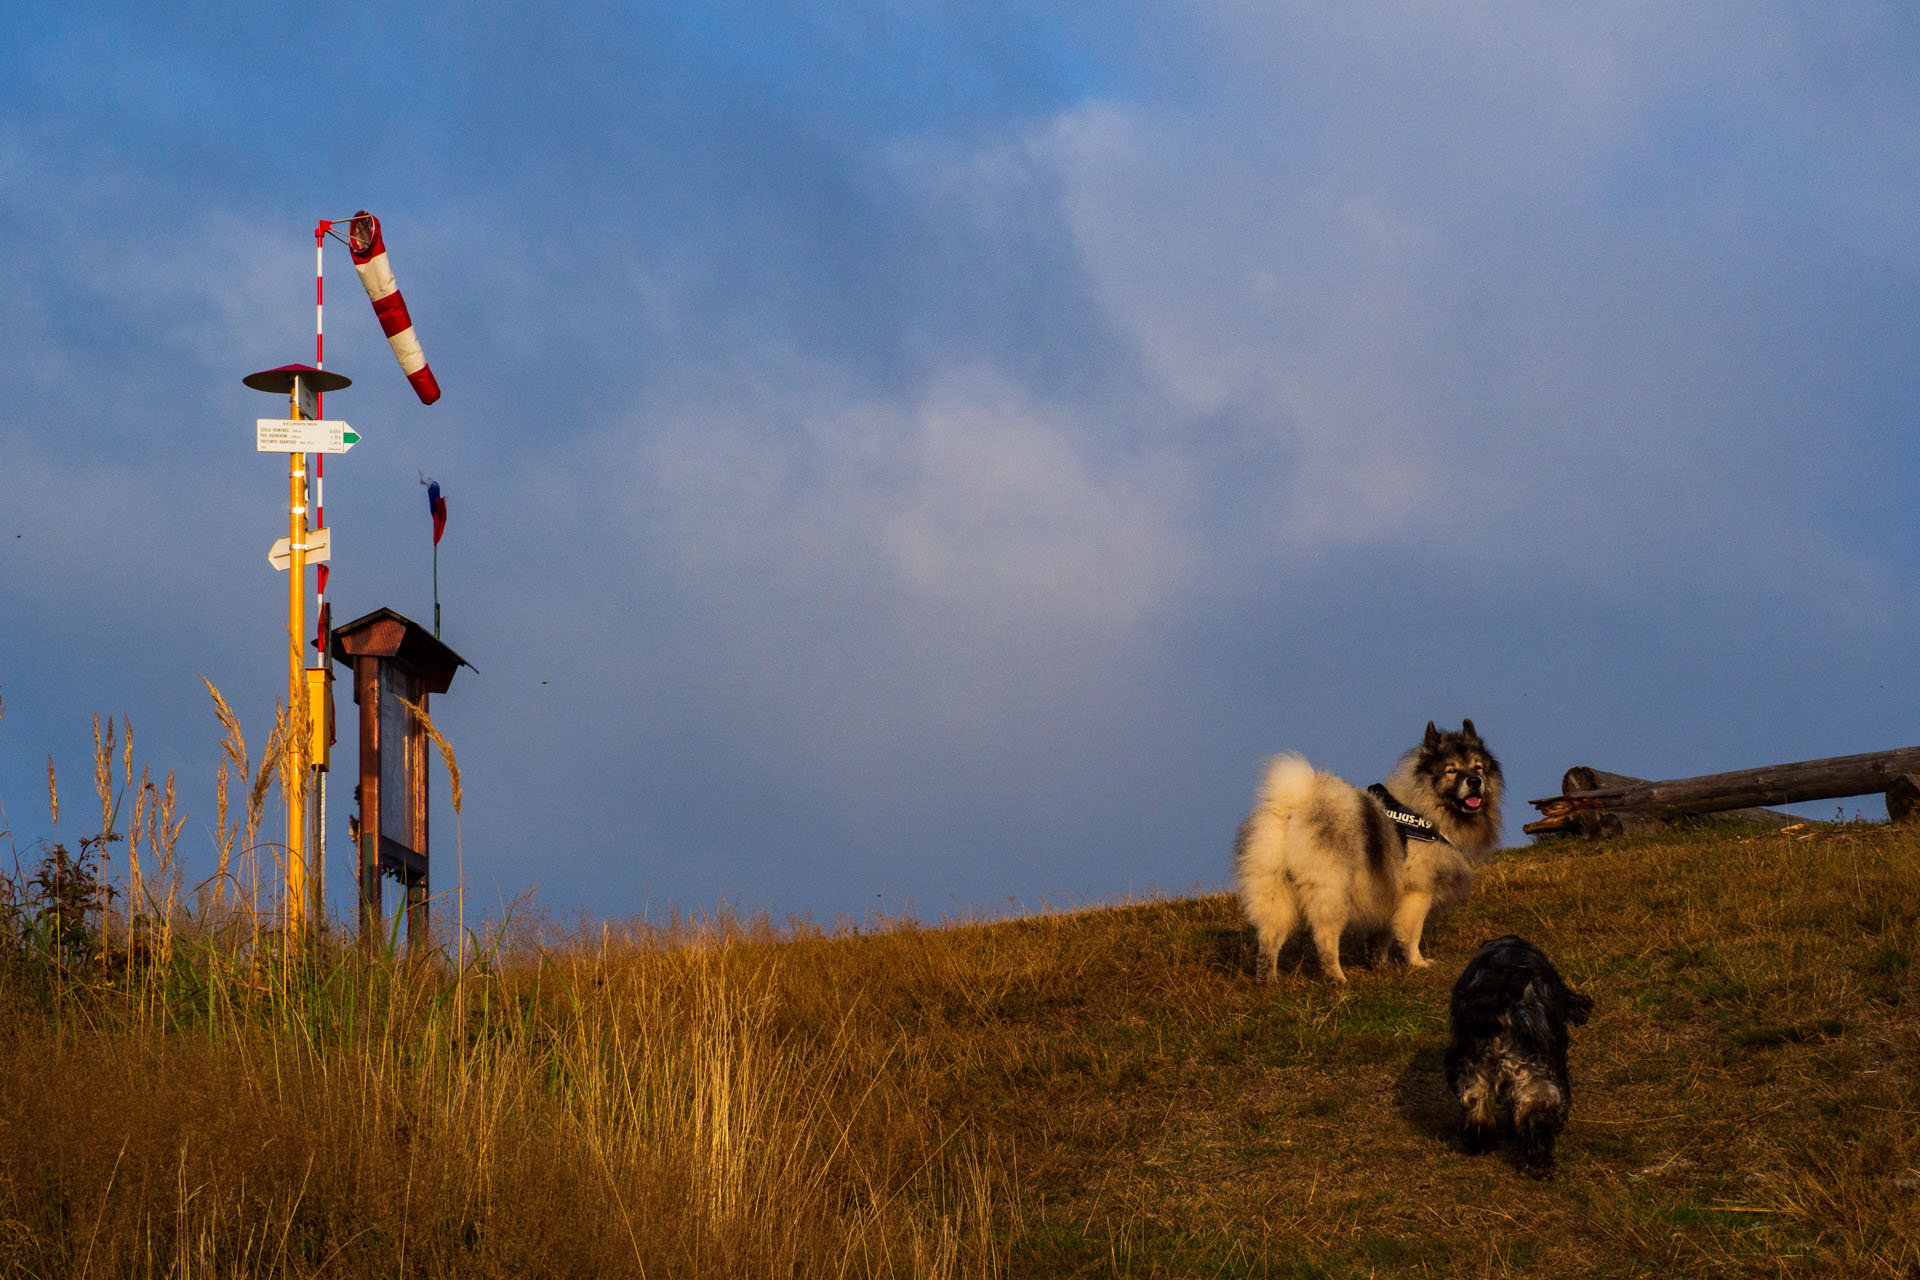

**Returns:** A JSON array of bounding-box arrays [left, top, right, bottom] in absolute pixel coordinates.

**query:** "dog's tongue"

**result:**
[[1464, 796, 1483, 810]]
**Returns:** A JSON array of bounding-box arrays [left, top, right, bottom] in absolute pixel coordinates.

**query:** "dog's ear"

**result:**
[[1461, 718, 1478, 741], [1425, 721, 1442, 748]]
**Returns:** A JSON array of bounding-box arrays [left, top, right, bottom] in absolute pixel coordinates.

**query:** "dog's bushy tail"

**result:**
[[1256, 753, 1321, 810]]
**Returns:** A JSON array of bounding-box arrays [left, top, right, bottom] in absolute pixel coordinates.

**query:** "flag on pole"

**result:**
[[427, 479, 447, 545], [347, 211, 442, 405]]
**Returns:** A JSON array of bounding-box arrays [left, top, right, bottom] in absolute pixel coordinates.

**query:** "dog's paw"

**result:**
[[1407, 955, 1433, 969]]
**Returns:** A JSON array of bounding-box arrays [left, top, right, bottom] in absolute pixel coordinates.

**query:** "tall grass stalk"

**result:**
[[203, 677, 290, 972]]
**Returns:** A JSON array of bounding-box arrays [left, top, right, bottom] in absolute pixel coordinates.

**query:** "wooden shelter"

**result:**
[[329, 608, 471, 950]]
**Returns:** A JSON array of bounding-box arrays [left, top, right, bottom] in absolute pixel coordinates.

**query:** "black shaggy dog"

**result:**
[[1444, 936, 1594, 1178]]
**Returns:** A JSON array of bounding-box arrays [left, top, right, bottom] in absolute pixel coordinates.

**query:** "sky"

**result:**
[[3, 3, 1918, 932]]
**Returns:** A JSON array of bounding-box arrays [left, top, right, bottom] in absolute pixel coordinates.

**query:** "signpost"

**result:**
[[268, 526, 331, 572], [243, 363, 351, 948], [256, 420, 362, 454]]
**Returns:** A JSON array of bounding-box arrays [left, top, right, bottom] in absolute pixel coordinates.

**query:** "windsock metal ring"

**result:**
[[348, 211, 441, 405]]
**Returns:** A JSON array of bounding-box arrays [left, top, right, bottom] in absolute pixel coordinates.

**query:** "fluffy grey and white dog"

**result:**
[[1445, 935, 1594, 1178], [1234, 721, 1503, 983]]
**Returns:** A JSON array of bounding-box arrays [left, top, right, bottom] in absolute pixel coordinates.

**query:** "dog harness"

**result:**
[[1367, 784, 1445, 847]]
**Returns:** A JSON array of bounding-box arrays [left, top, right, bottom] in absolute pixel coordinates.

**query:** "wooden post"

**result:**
[[353, 653, 382, 949], [405, 689, 431, 947]]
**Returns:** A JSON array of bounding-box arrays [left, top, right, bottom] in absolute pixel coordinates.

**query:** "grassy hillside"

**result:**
[[1, 818, 1916, 1277]]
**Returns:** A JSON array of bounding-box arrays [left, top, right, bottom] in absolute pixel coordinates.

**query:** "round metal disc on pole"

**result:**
[[243, 364, 353, 394]]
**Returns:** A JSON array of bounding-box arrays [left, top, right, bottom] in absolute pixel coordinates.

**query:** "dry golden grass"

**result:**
[[920, 820, 1920, 1279], [1, 700, 1916, 1277], [0, 926, 1014, 1278]]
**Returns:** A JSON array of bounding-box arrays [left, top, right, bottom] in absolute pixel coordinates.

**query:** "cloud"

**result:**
[[1008, 12, 1920, 608], [6, 2, 1920, 924], [607, 358, 1193, 804], [651, 365, 1184, 622]]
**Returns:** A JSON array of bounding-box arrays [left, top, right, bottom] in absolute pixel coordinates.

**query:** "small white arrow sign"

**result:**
[[256, 419, 360, 454], [268, 526, 332, 571]]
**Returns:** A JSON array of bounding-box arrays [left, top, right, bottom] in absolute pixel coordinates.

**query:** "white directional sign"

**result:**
[[268, 526, 332, 571], [256, 419, 361, 454]]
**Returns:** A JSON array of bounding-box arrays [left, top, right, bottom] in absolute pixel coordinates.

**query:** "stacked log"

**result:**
[[1536, 767, 1803, 838], [1525, 746, 1920, 837]]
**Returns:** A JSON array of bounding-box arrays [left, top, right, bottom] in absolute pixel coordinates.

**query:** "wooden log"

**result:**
[[1888, 774, 1920, 825], [1560, 768, 1805, 828], [1528, 744, 1920, 827], [1538, 768, 1653, 837]]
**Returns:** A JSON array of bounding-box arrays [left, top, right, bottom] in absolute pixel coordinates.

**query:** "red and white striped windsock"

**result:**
[[347, 211, 441, 405]]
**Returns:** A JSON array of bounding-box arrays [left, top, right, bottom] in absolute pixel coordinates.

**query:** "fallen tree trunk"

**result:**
[[1526, 745, 1920, 835], [1531, 768, 1808, 837]]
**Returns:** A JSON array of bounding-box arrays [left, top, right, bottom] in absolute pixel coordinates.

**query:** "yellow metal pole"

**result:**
[[286, 387, 309, 944]]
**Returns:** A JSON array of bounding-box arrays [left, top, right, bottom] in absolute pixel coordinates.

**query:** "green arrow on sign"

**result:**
[[343, 428, 360, 446]]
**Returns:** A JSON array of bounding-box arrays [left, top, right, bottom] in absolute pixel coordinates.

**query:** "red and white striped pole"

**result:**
[[314, 220, 331, 637], [311, 217, 335, 927]]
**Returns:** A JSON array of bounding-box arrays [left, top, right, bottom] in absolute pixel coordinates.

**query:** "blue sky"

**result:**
[[4, 3, 1918, 929]]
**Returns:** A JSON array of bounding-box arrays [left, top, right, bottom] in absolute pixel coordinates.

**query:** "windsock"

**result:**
[[347, 211, 441, 404]]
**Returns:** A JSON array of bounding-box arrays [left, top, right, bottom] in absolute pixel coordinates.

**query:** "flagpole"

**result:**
[[312, 220, 331, 930], [315, 222, 329, 613]]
